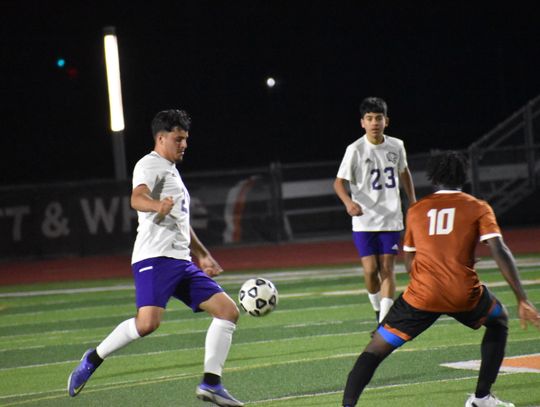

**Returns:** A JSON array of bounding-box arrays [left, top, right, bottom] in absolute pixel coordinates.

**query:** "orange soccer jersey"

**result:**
[[402, 191, 501, 313]]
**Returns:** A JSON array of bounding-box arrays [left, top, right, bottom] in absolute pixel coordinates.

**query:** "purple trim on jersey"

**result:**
[[352, 231, 401, 257], [132, 257, 223, 312]]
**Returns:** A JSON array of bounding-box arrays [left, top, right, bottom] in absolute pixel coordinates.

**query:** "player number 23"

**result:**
[[370, 167, 396, 190], [427, 208, 455, 235]]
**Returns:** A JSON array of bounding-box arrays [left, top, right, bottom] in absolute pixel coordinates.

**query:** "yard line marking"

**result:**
[[1, 257, 539, 298], [1, 328, 537, 372], [1, 277, 539, 304]]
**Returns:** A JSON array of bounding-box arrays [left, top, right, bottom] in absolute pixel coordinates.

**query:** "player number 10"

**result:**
[[427, 208, 455, 235]]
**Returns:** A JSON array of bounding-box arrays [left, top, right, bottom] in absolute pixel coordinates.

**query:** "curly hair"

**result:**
[[426, 150, 469, 188]]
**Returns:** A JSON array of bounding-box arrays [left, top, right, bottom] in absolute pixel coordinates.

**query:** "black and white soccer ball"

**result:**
[[238, 278, 278, 317]]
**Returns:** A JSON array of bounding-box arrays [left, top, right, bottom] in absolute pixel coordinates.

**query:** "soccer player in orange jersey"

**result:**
[[342, 151, 540, 407]]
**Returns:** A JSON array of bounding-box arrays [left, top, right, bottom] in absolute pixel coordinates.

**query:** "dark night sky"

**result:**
[[2, 1, 540, 185]]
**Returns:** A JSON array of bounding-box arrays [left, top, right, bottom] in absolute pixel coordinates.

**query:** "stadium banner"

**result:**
[[0, 169, 285, 259]]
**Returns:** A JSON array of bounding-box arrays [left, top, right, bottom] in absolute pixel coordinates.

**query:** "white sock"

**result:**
[[367, 292, 381, 312], [96, 317, 140, 359], [204, 318, 236, 376], [379, 298, 394, 322]]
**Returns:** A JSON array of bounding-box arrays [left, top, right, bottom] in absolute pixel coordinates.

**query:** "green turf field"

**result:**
[[1, 258, 540, 406]]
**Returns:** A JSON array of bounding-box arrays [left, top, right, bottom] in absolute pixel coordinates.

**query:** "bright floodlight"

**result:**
[[266, 77, 276, 88], [103, 27, 125, 132]]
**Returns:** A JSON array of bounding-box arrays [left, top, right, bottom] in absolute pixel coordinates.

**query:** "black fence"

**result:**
[[2, 155, 538, 261]]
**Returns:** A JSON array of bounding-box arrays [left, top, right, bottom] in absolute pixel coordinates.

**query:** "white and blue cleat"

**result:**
[[67, 349, 97, 397], [196, 383, 244, 406]]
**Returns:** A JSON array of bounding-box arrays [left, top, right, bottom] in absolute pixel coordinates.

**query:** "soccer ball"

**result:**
[[238, 278, 278, 317]]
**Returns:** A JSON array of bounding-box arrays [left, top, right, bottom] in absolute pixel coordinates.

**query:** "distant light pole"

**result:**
[[103, 26, 127, 180]]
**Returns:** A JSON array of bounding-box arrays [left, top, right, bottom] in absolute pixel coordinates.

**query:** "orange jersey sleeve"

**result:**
[[402, 191, 501, 313]]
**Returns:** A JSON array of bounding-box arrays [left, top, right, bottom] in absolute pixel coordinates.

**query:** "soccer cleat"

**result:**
[[67, 349, 98, 397], [465, 394, 515, 407], [196, 383, 244, 406]]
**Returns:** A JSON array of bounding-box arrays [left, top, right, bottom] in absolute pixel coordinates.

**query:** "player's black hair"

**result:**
[[151, 109, 191, 137], [426, 150, 469, 189], [359, 97, 388, 117]]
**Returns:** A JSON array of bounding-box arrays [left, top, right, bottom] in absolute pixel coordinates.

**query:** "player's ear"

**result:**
[[155, 131, 165, 144], [385, 116, 390, 127], [360, 118, 366, 129]]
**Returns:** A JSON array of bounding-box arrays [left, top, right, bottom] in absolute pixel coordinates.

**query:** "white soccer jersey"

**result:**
[[131, 151, 191, 264], [337, 135, 408, 231]]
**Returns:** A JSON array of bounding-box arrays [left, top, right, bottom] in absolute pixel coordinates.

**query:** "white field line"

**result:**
[[1, 257, 540, 298], [2, 276, 538, 342], [247, 371, 525, 405], [2, 277, 539, 324], [0, 344, 522, 403], [1, 320, 538, 373], [0, 351, 527, 407], [1, 280, 539, 344]]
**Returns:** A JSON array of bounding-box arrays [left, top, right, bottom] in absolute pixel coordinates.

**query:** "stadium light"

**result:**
[[266, 77, 276, 88], [103, 26, 127, 180]]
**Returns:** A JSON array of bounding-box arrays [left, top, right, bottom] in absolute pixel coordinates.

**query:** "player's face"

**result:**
[[157, 127, 188, 163], [361, 112, 388, 141]]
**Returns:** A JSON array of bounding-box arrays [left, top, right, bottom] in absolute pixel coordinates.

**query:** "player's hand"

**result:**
[[517, 299, 540, 330], [199, 254, 224, 277], [156, 196, 174, 218], [346, 202, 363, 216]]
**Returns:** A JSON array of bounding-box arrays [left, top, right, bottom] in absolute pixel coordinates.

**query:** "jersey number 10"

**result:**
[[427, 208, 455, 235]]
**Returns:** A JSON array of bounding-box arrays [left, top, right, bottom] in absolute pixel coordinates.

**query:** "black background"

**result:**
[[2, 1, 540, 184]]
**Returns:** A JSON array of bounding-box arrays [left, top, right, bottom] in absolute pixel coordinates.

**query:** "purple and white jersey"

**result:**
[[131, 151, 191, 264], [337, 135, 408, 232]]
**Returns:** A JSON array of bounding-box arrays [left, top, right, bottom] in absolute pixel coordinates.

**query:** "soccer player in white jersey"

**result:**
[[334, 97, 416, 330], [68, 109, 244, 406]]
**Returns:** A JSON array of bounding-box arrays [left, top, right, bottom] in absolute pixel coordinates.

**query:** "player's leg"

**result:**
[[343, 295, 438, 406], [354, 232, 382, 322], [197, 293, 243, 406], [377, 232, 400, 322], [68, 257, 172, 397], [178, 263, 243, 406], [67, 306, 164, 397], [361, 255, 382, 320], [456, 288, 512, 407], [378, 254, 396, 321], [199, 292, 240, 380], [342, 331, 396, 407]]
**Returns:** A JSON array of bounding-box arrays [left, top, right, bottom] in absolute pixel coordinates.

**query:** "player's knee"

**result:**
[[363, 268, 379, 283], [488, 302, 508, 326], [207, 300, 240, 323], [136, 318, 160, 336], [378, 264, 394, 279], [222, 302, 240, 323]]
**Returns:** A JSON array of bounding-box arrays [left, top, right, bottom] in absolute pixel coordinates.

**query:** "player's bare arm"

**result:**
[[333, 177, 363, 216], [404, 251, 415, 274], [399, 168, 416, 205], [487, 236, 540, 330], [131, 184, 174, 217], [190, 226, 223, 277]]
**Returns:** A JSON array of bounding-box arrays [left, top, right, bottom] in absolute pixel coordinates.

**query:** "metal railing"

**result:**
[[468, 94, 540, 214]]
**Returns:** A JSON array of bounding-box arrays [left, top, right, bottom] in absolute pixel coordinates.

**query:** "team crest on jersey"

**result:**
[[386, 152, 398, 164]]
